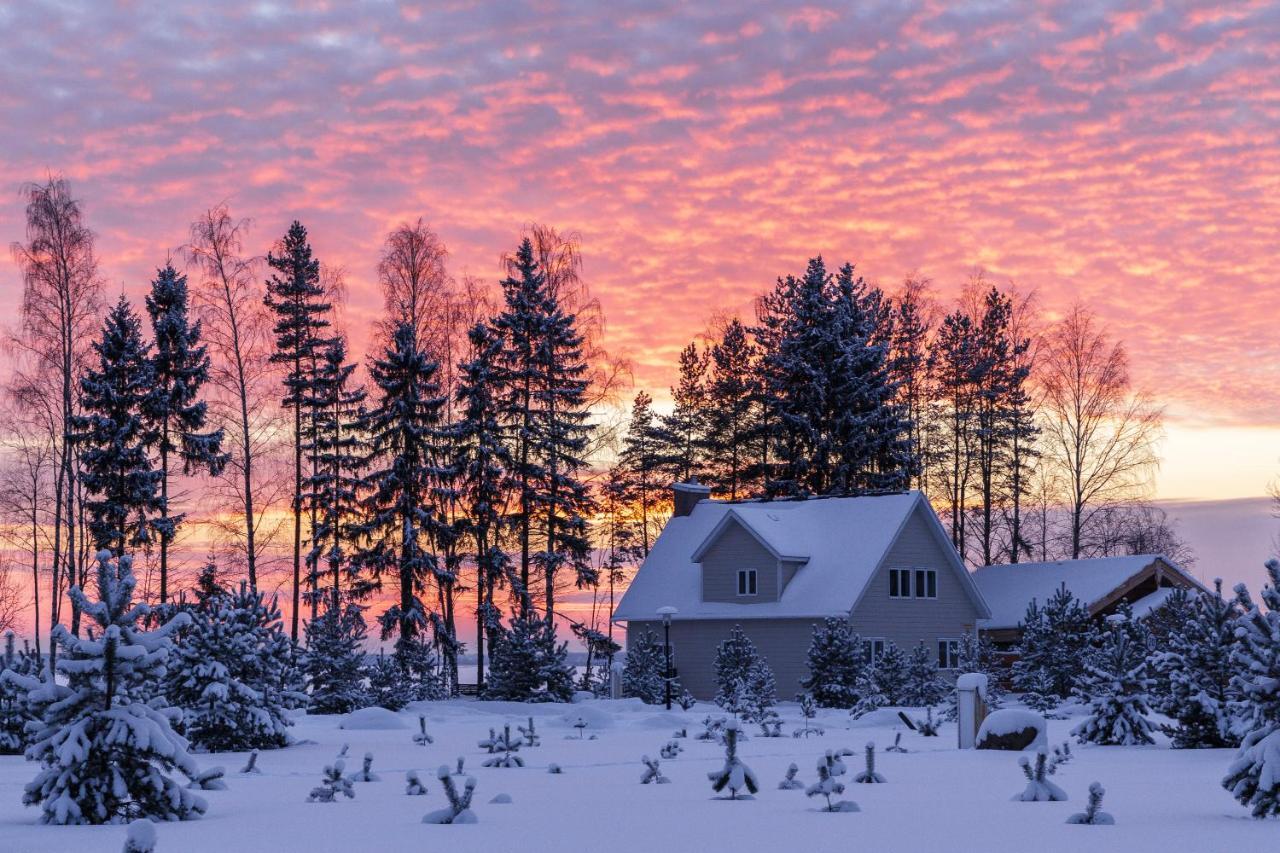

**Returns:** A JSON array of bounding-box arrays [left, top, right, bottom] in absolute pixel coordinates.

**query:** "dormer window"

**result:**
[[737, 569, 758, 596]]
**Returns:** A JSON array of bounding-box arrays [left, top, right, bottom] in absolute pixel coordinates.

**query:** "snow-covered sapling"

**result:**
[[308, 760, 355, 803], [793, 692, 824, 738], [697, 715, 726, 741], [547, 764, 563, 774], [350, 752, 380, 782], [570, 717, 589, 739], [677, 690, 697, 711], [1071, 612, 1155, 746], [336, 743, 350, 760], [423, 765, 477, 824], [707, 721, 758, 800], [239, 750, 261, 775], [758, 707, 784, 738], [853, 742, 886, 784], [1052, 742, 1073, 766], [806, 755, 859, 812], [455, 757, 465, 775], [914, 707, 940, 737], [886, 732, 908, 754], [481, 725, 524, 768], [778, 763, 803, 790], [517, 716, 540, 747], [1067, 782, 1114, 825], [477, 728, 500, 753], [672, 727, 687, 739], [186, 767, 227, 790], [1013, 749, 1068, 802], [123, 819, 157, 853], [405, 771, 427, 796], [414, 715, 434, 746], [660, 740, 683, 759], [640, 755, 670, 784]]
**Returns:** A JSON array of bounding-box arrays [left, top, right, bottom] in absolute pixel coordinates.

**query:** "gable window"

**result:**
[[916, 569, 938, 599], [889, 568, 911, 598], [938, 638, 961, 670], [737, 569, 758, 596], [863, 638, 886, 663], [892, 568, 937, 599]]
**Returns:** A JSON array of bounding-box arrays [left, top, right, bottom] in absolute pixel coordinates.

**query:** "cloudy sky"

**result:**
[[2, 0, 1278, 501]]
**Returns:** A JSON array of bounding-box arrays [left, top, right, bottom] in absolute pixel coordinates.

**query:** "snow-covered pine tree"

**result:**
[[1012, 586, 1096, 700], [307, 760, 355, 803], [622, 628, 667, 704], [483, 613, 574, 702], [800, 617, 865, 708], [406, 770, 427, 795], [1066, 782, 1114, 825], [794, 692, 824, 737], [902, 643, 946, 707], [303, 603, 369, 715], [713, 626, 776, 722], [944, 632, 1004, 720], [480, 725, 523, 768], [1222, 559, 1280, 818], [806, 753, 859, 812], [264, 220, 333, 642], [1154, 580, 1243, 749], [617, 390, 666, 556], [0, 631, 40, 754], [1072, 611, 1155, 746], [703, 318, 761, 500], [853, 742, 886, 784], [123, 819, 157, 853], [166, 581, 297, 751], [779, 763, 803, 790], [1013, 749, 1067, 802], [366, 649, 414, 712], [870, 642, 908, 705], [350, 322, 451, 673], [74, 297, 163, 556], [655, 341, 709, 485], [144, 263, 227, 604], [423, 765, 477, 824], [19, 550, 207, 824], [707, 721, 758, 799]]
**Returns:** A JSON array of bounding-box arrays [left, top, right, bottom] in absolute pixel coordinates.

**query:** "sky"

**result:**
[[1, 0, 1279, 505]]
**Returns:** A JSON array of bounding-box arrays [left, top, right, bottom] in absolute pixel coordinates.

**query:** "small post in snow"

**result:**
[[956, 672, 989, 749]]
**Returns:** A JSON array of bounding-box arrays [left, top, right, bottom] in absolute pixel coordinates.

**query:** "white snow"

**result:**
[[339, 707, 408, 730], [977, 709, 1048, 748], [1, 698, 1276, 852]]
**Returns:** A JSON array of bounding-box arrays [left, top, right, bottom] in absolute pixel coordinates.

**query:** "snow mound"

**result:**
[[557, 705, 616, 730], [339, 707, 407, 730], [489, 793, 513, 804], [634, 712, 690, 730], [976, 709, 1046, 750], [571, 691, 596, 703], [849, 707, 916, 728]]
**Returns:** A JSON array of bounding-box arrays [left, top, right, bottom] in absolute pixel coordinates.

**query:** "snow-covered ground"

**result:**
[[0, 699, 1272, 852]]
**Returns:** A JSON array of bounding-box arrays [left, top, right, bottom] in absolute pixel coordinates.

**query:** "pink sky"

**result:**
[[2, 1, 1279, 499]]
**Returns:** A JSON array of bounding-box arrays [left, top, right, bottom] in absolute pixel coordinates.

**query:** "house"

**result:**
[[971, 554, 1207, 649], [612, 484, 992, 700]]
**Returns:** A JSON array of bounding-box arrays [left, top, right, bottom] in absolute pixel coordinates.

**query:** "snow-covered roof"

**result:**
[[971, 554, 1203, 629], [614, 491, 989, 622], [1129, 585, 1180, 619]]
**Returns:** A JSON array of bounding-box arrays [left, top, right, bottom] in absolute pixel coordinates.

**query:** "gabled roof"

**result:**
[[613, 490, 990, 622], [971, 554, 1206, 629]]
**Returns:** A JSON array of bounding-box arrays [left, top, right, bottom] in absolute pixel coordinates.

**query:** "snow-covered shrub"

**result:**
[[480, 724, 523, 768], [707, 721, 758, 799], [166, 582, 299, 752], [18, 550, 207, 825], [806, 754, 859, 812], [1154, 579, 1244, 749], [547, 763, 562, 774], [365, 649, 414, 711], [303, 604, 369, 715], [351, 752, 379, 782], [697, 715, 726, 742], [123, 818, 157, 853], [902, 643, 947, 706], [757, 706, 784, 737], [1222, 559, 1280, 818], [793, 692, 825, 738], [853, 742, 886, 784], [406, 770, 427, 795], [307, 760, 355, 802], [676, 690, 697, 711], [622, 629, 674, 705], [1013, 587, 1097, 700], [239, 750, 260, 774], [1018, 667, 1062, 716], [484, 614, 574, 703], [914, 706, 940, 737], [660, 740, 682, 759], [0, 631, 39, 754], [414, 715, 434, 746], [1072, 611, 1155, 746], [1013, 749, 1067, 802], [185, 766, 226, 790], [869, 643, 908, 705], [713, 626, 776, 723], [886, 732, 907, 753], [423, 766, 477, 824], [640, 755, 669, 784], [778, 763, 803, 790], [1067, 782, 1114, 824], [800, 618, 865, 708], [517, 716, 540, 747]]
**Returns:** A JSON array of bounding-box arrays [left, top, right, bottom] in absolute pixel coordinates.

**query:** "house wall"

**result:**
[[699, 519, 780, 603], [849, 504, 982, 655], [626, 618, 820, 700]]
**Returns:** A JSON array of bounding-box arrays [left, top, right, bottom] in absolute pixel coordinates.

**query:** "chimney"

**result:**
[[672, 480, 712, 518]]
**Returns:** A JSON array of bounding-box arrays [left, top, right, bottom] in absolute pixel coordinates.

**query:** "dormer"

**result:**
[[691, 509, 809, 604]]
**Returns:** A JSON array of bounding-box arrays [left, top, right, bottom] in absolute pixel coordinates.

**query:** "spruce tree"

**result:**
[[621, 628, 667, 705], [703, 319, 759, 500], [18, 550, 207, 824], [902, 643, 947, 706], [617, 390, 664, 556], [870, 642, 908, 706], [888, 277, 932, 491], [484, 613, 574, 703], [713, 626, 776, 720], [263, 221, 332, 641], [0, 631, 39, 754], [657, 341, 709, 484], [144, 263, 227, 603], [303, 604, 369, 715], [1222, 560, 1280, 817], [1072, 611, 1155, 746], [365, 649, 414, 712], [1154, 581, 1243, 748], [74, 297, 163, 555], [800, 617, 865, 708], [1012, 586, 1096, 699]]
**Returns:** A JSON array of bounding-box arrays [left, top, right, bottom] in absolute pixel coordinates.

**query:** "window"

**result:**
[[916, 569, 938, 599], [863, 638, 886, 663], [938, 638, 961, 670], [737, 569, 757, 596], [893, 568, 937, 599], [889, 568, 912, 598]]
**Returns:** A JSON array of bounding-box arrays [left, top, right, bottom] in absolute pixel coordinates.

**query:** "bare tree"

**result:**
[[0, 557, 23, 635], [184, 204, 285, 592], [376, 219, 452, 351], [9, 176, 102, 639], [0, 398, 54, 655], [1084, 501, 1196, 567], [1039, 305, 1162, 559]]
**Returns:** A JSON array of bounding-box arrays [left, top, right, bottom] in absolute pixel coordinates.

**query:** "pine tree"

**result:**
[[1012, 586, 1096, 699], [1072, 611, 1155, 746], [484, 613, 574, 702], [888, 277, 932, 491], [74, 297, 163, 555], [1154, 581, 1243, 748], [365, 650, 414, 712], [657, 341, 709, 484], [902, 643, 947, 707], [713, 626, 776, 721], [622, 628, 668, 705], [303, 604, 368, 715], [351, 322, 449, 668], [0, 631, 40, 754], [707, 720, 758, 799], [617, 391, 664, 557], [18, 550, 207, 824], [264, 221, 332, 641], [800, 617, 865, 708], [144, 263, 227, 603], [1222, 559, 1280, 818], [871, 642, 908, 705], [167, 581, 299, 752]]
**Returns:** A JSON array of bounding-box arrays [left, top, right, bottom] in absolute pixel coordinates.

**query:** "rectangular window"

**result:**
[[889, 568, 912, 598], [913, 569, 937, 599], [938, 638, 960, 669], [737, 569, 757, 596], [863, 638, 886, 663]]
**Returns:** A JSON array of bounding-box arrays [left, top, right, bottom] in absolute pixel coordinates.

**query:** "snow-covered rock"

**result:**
[[976, 709, 1047, 750]]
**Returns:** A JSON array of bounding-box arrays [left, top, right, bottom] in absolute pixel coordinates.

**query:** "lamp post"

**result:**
[[657, 606, 678, 710]]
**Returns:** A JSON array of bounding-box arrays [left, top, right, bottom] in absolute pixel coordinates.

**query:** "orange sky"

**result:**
[[2, 1, 1279, 500]]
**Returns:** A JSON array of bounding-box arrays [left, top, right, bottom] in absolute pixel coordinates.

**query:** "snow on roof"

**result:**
[[1129, 585, 1180, 619], [614, 491, 951, 622], [971, 554, 1188, 629]]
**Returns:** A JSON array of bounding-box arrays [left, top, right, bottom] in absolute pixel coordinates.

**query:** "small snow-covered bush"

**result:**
[[1013, 749, 1067, 802], [853, 742, 886, 784], [806, 754, 859, 812], [308, 761, 355, 803], [423, 766, 477, 824], [518, 716, 540, 747], [778, 763, 803, 790], [414, 715, 434, 746], [480, 725, 523, 768], [640, 755, 669, 784], [350, 752, 379, 782], [123, 818, 157, 853], [406, 770, 427, 795], [1072, 611, 1155, 746], [660, 740, 682, 759], [185, 766, 226, 790], [1067, 782, 1114, 825], [707, 721, 757, 799]]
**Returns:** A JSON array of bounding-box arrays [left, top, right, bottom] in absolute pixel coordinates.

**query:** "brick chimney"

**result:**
[[672, 480, 712, 517]]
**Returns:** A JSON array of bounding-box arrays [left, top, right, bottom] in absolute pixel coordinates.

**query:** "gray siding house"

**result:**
[[613, 486, 991, 700]]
